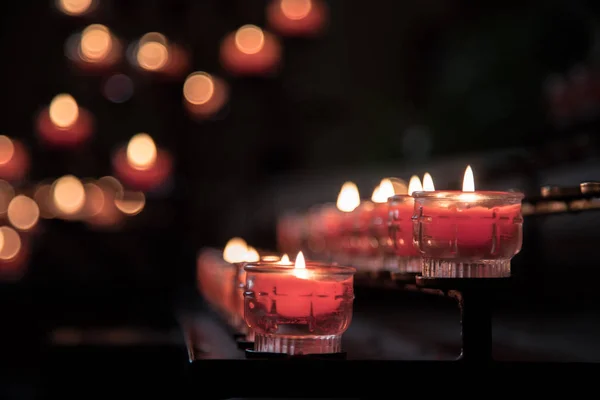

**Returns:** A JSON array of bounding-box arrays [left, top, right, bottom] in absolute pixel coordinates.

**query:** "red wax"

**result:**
[[112, 148, 172, 192], [219, 30, 281, 76], [389, 196, 419, 257], [249, 270, 352, 318], [0, 140, 29, 182], [414, 192, 523, 259], [36, 107, 94, 148], [369, 202, 390, 255], [266, 0, 328, 37]]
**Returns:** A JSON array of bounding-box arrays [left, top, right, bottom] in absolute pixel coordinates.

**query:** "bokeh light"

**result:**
[[56, 0, 94, 16], [126, 133, 157, 170], [0, 226, 21, 261], [7, 195, 40, 231], [103, 74, 134, 103], [235, 25, 265, 55], [52, 175, 86, 216], [49, 94, 79, 128], [79, 24, 112, 62]]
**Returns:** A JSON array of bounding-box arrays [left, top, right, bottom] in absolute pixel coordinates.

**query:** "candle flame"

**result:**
[[407, 175, 423, 196], [245, 246, 260, 262], [423, 173, 435, 191], [336, 181, 360, 212], [280, 253, 290, 264], [293, 251, 310, 279], [261, 255, 280, 262], [462, 165, 475, 192], [371, 178, 395, 203], [223, 237, 248, 263], [127, 133, 157, 170]]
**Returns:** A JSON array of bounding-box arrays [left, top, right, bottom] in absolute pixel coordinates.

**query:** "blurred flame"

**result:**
[[372, 178, 395, 203], [245, 246, 260, 262], [57, 0, 92, 16], [261, 255, 280, 262], [52, 175, 85, 215], [80, 24, 112, 62], [293, 251, 309, 279], [49, 94, 79, 128], [223, 237, 248, 263], [370, 185, 380, 202], [137, 33, 169, 71], [280, 0, 312, 20], [0, 226, 20, 261], [114, 191, 145, 216], [126, 133, 157, 170], [279, 253, 290, 264], [7, 195, 39, 231], [407, 175, 423, 196], [0, 136, 15, 165], [235, 25, 265, 55], [423, 173, 435, 191], [463, 165, 475, 192], [336, 181, 360, 212], [183, 72, 214, 105]]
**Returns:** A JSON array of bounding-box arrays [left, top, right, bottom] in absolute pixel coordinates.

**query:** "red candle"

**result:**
[[0, 137, 29, 182], [112, 133, 172, 191], [243, 252, 355, 355], [219, 25, 282, 76], [36, 94, 94, 148], [412, 166, 524, 278], [266, 0, 328, 37]]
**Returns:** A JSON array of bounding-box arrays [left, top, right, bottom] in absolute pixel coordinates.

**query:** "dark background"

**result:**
[[1, 0, 600, 396]]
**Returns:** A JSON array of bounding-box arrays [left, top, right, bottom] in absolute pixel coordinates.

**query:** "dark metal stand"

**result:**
[[416, 276, 509, 363]]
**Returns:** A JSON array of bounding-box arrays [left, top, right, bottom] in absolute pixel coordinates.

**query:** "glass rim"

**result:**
[[411, 190, 524, 201], [244, 263, 356, 275]]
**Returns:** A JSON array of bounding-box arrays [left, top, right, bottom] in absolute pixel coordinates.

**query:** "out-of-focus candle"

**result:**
[[0, 136, 29, 182], [368, 178, 396, 258], [219, 25, 281, 76], [112, 133, 172, 191], [36, 94, 94, 148], [244, 251, 355, 355], [413, 166, 524, 278], [333, 181, 360, 261], [266, 0, 328, 37]]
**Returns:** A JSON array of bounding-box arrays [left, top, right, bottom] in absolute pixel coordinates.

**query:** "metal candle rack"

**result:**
[[187, 182, 600, 398]]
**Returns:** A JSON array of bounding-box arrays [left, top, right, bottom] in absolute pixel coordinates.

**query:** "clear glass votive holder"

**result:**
[[412, 191, 524, 278], [244, 263, 356, 355], [388, 195, 422, 274]]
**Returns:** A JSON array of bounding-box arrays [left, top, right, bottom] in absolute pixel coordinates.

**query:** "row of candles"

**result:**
[[277, 166, 524, 279], [196, 166, 525, 355]]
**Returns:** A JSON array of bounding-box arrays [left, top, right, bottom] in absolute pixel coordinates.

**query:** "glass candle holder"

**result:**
[[244, 263, 355, 355], [388, 195, 421, 274], [412, 191, 524, 278]]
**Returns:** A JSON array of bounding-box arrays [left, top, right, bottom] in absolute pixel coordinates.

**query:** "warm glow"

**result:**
[[53, 175, 86, 215], [82, 182, 105, 218], [462, 165, 475, 192], [137, 37, 169, 71], [114, 190, 145, 216], [261, 255, 280, 262], [293, 251, 310, 279], [336, 181, 360, 212], [407, 175, 423, 196], [80, 24, 112, 62], [0, 136, 15, 165], [7, 195, 40, 231], [57, 0, 92, 16], [223, 237, 248, 263], [49, 94, 79, 128], [423, 172, 435, 191], [0, 226, 21, 261], [126, 133, 157, 170], [245, 246, 260, 262], [183, 72, 215, 105], [372, 178, 395, 203], [280, 0, 312, 20], [235, 25, 265, 55], [279, 253, 290, 264]]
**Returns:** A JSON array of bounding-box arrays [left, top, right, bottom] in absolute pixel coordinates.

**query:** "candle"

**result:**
[[332, 181, 360, 262], [244, 251, 356, 355], [266, 0, 328, 37], [412, 165, 524, 278], [219, 25, 281, 76], [0, 136, 29, 182], [112, 133, 172, 191], [369, 179, 397, 257], [36, 94, 94, 148]]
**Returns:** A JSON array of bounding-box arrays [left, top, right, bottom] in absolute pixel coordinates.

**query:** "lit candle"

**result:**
[[369, 178, 396, 257], [36, 94, 94, 148], [0, 136, 30, 182], [413, 165, 524, 278], [266, 0, 328, 37], [111, 133, 173, 191], [219, 25, 281, 76], [243, 251, 356, 355], [333, 182, 361, 262]]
